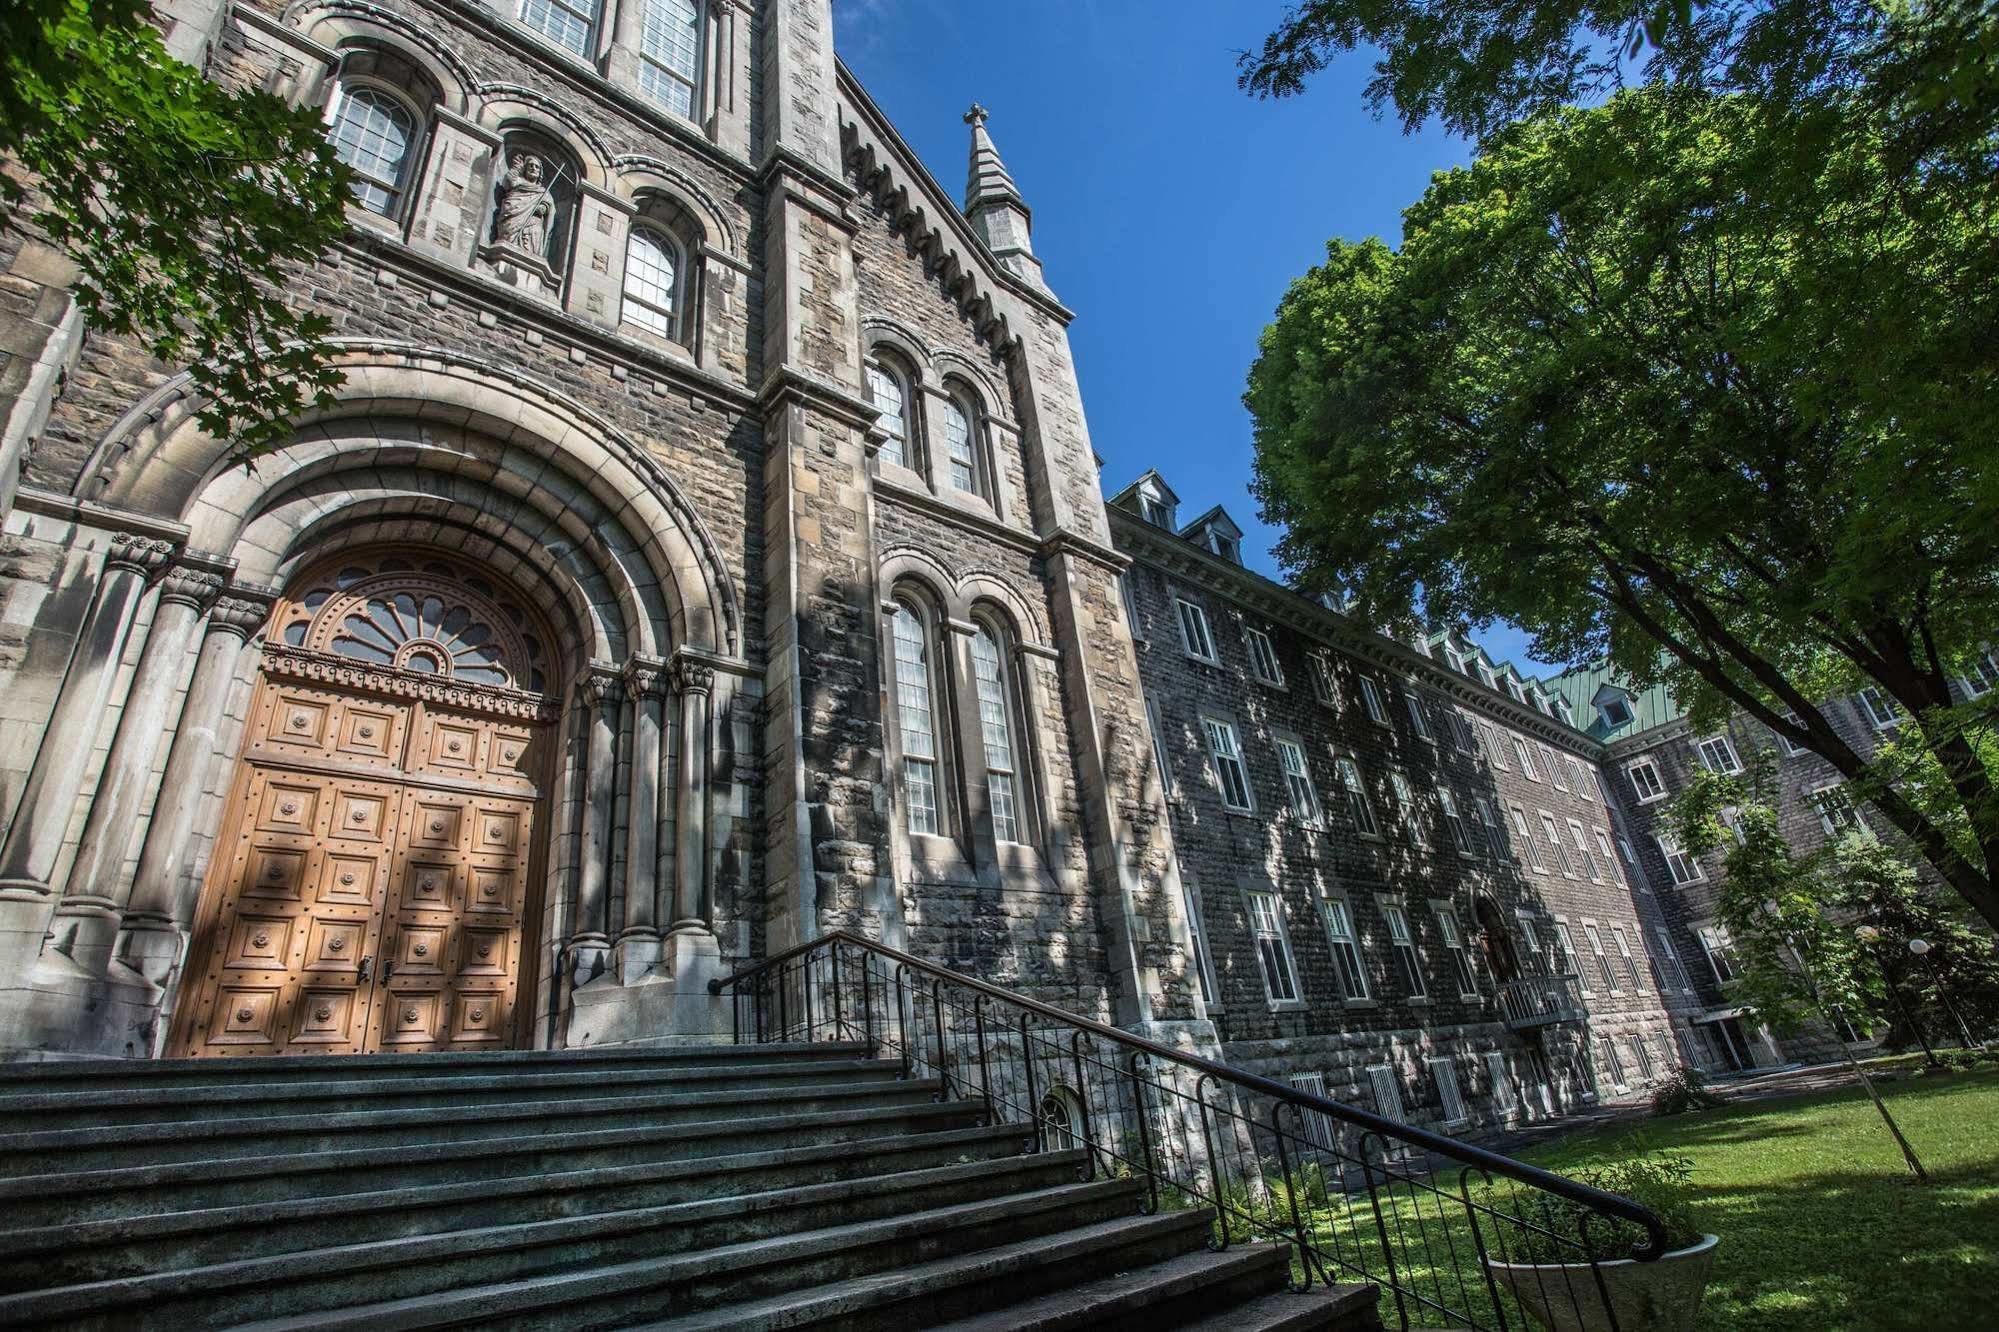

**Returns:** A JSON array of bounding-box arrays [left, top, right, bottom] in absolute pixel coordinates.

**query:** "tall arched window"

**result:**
[[940, 392, 981, 496], [517, 0, 600, 58], [637, 0, 703, 118], [622, 226, 681, 338], [970, 624, 1024, 843], [889, 601, 941, 836], [327, 84, 416, 217], [865, 356, 913, 468]]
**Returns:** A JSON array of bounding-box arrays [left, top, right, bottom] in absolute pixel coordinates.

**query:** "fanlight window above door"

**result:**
[[275, 552, 552, 694]]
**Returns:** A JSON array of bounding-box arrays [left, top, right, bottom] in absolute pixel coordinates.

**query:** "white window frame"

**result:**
[[516, 0, 601, 59], [1611, 925, 1645, 992], [1119, 573, 1144, 643], [1358, 676, 1390, 725], [1308, 653, 1336, 704], [1245, 627, 1284, 686], [1594, 827, 1626, 887], [1654, 926, 1693, 992], [1319, 895, 1371, 1002], [1658, 834, 1706, 886], [1776, 711, 1811, 756], [1540, 810, 1576, 877], [1599, 695, 1633, 728], [1695, 733, 1743, 775], [1510, 804, 1545, 871], [1432, 902, 1480, 998], [634, 0, 705, 119], [1289, 1071, 1341, 1153], [1581, 922, 1620, 993], [1337, 757, 1381, 839], [1181, 876, 1217, 1006], [1554, 921, 1588, 992], [1176, 598, 1218, 663], [1403, 691, 1434, 741], [1428, 1056, 1469, 1129], [1379, 900, 1429, 1001], [1246, 888, 1302, 1006], [1473, 797, 1503, 856], [1626, 757, 1667, 803], [1963, 648, 1999, 698], [1274, 737, 1322, 827], [1546, 745, 1570, 791], [1810, 782, 1864, 837], [1367, 1064, 1406, 1122], [1595, 1037, 1630, 1094], [1514, 737, 1540, 780], [888, 600, 944, 838], [1439, 789, 1475, 855], [1202, 716, 1255, 813], [1388, 771, 1426, 846], [1697, 923, 1738, 984], [1485, 1051, 1517, 1115], [1857, 687, 1902, 731], [1567, 818, 1602, 882]]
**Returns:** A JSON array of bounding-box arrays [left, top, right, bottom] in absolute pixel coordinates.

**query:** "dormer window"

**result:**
[[1600, 696, 1632, 728], [1474, 659, 1496, 689], [1141, 496, 1170, 526], [1210, 532, 1239, 563]]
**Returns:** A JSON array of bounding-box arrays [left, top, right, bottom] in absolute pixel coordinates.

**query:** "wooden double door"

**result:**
[[173, 671, 551, 1056]]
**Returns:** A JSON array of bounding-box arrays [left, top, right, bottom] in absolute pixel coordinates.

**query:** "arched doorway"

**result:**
[[170, 549, 563, 1056]]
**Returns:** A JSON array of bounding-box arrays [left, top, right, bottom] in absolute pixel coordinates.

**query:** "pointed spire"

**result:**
[[964, 103, 1023, 214]]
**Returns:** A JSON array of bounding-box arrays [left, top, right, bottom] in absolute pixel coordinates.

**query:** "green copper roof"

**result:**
[[1543, 663, 1685, 742]]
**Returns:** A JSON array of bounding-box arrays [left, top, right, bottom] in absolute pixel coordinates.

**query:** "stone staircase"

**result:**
[[0, 1044, 1380, 1330]]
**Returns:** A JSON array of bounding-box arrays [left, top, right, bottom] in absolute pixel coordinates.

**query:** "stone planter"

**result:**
[[1483, 1233, 1718, 1332]]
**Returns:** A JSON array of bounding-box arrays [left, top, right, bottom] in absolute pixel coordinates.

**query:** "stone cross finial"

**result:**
[[964, 103, 988, 128]]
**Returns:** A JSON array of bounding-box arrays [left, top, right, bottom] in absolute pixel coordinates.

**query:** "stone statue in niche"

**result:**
[[493, 151, 554, 261]]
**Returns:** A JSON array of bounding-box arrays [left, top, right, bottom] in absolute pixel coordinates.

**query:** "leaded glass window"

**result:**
[[941, 395, 979, 494], [517, 0, 598, 57], [890, 603, 940, 835], [970, 627, 1021, 843], [328, 85, 415, 216], [637, 0, 701, 118], [866, 360, 910, 468], [622, 228, 679, 337]]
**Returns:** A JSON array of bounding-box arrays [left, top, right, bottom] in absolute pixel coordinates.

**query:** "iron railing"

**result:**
[[1496, 975, 1589, 1031], [711, 931, 1666, 1331]]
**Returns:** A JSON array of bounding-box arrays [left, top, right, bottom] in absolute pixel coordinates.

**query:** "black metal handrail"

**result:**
[[712, 930, 1667, 1330]]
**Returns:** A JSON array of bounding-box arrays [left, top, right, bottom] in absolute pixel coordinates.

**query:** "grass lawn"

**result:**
[[1512, 1063, 1999, 1330]]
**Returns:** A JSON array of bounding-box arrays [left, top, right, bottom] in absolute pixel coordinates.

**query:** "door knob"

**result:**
[[357, 955, 372, 982]]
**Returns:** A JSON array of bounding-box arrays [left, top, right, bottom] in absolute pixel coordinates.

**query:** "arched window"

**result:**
[[517, 0, 600, 58], [888, 600, 942, 836], [327, 83, 416, 217], [865, 355, 914, 468], [637, 0, 703, 118], [622, 226, 681, 338], [940, 392, 982, 496], [970, 623, 1025, 843]]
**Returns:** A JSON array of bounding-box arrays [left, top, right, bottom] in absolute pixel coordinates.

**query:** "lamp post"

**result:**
[[1856, 925, 1938, 1069], [1908, 938, 1982, 1051], [1768, 902, 1927, 1182]]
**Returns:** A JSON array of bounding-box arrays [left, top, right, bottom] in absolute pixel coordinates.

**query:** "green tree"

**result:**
[[3, 0, 353, 462], [1243, 83, 1999, 931]]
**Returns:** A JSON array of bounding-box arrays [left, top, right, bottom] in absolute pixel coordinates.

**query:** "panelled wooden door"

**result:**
[[172, 551, 558, 1057]]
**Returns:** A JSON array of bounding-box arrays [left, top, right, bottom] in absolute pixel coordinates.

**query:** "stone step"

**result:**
[[0, 1147, 1089, 1294], [0, 1041, 874, 1092], [0, 1076, 945, 1170], [0, 1098, 990, 1228], [1176, 1284, 1386, 1331], [8, 1176, 1148, 1330], [622, 1208, 1219, 1331], [0, 1057, 908, 1128], [924, 1241, 1294, 1330]]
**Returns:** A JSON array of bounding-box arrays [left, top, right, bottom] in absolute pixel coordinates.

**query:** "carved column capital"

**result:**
[[104, 535, 177, 578], [156, 568, 227, 612], [622, 656, 667, 700], [577, 668, 624, 708], [207, 594, 275, 641], [670, 656, 715, 697]]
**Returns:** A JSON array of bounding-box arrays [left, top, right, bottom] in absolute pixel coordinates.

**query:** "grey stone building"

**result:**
[[0, 0, 1917, 1142]]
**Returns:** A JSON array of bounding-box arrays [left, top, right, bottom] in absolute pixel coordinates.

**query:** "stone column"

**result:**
[[55, 567, 227, 973], [615, 658, 664, 982], [118, 595, 271, 985], [0, 536, 175, 925], [568, 668, 622, 985], [669, 656, 714, 932]]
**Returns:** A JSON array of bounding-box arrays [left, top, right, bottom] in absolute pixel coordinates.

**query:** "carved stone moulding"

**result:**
[[261, 644, 561, 722]]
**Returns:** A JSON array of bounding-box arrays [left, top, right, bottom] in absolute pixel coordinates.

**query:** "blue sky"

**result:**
[[832, 0, 1560, 676]]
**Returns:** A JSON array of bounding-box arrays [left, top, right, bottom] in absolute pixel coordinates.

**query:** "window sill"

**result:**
[[1440, 1118, 1470, 1132], [1405, 996, 1432, 1008], [1635, 794, 1668, 805], [1342, 997, 1378, 1010], [1457, 992, 1481, 1004], [1183, 652, 1222, 667], [1267, 999, 1309, 1013]]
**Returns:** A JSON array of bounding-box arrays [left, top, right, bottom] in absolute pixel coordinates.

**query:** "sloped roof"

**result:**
[[1544, 662, 1684, 741]]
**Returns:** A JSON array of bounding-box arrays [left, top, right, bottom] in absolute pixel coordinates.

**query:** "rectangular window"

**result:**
[[1403, 691, 1433, 740], [1582, 923, 1619, 992], [1611, 926, 1645, 991], [1181, 878, 1216, 1006], [1570, 756, 1590, 793], [1810, 783, 1863, 837], [1594, 828, 1626, 887], [1627, 758, 1667, 803], [1696, 733, 1742, 774], [1245, 627, 1284, 685], [1777, 712, 1810, 756], [1697, 924, 1738, 984], [1546, 746, 1569, 791], [1367, 1064, 1406, 1123], [1486, 1051, 1517, 1114], [1337, 757, 1381, 838], [1358, 676, 1389, 724], [1568, 818, 1602, 881], [1319, 896, 1370, 1001], [1247, 889, 1300, 1004], [1443, 645, 1465, 675], [1389, 772, 1426, 845], [1611, 814, 1646, 891], [1202, 718, 1254, 812], [1658, 835, 1706, 886], [1514, 737, 1540, 780], [1857, 687, 1902, 730], [1515, 915, 1542, 960], [1447, 711, 1475, 753], [1119, 574, 1144, 642], [518, 0, 599, 58], [1964, 648, 1999, 698], [1481, 720, 1507, 768], [1630, 1036, 1656, 1082], [1289, 1071, 1340, 1154], [1596, 1037, 1629, 1093], [1176, 598, 1217, 662], [1439, 789, 1475, 854], [891, 608, 940, 836], [1428, 1057, 1469, 1128], [1435, 905, 1479, 996], [1541, 811, 1575, 876], [1510, 804, 1545, 871], [1554, 922, 1587, 991], [635, 0, 702, 117], [1382, 902, 1428, 999], [1309, 654, 1336, 704], [970, 631, 1021, 844], [1654, 926, 1692, 991], [1144, 696, 1173, 797], [1275, 739, 1321, 826], [1474, 797, 1504, 855]]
